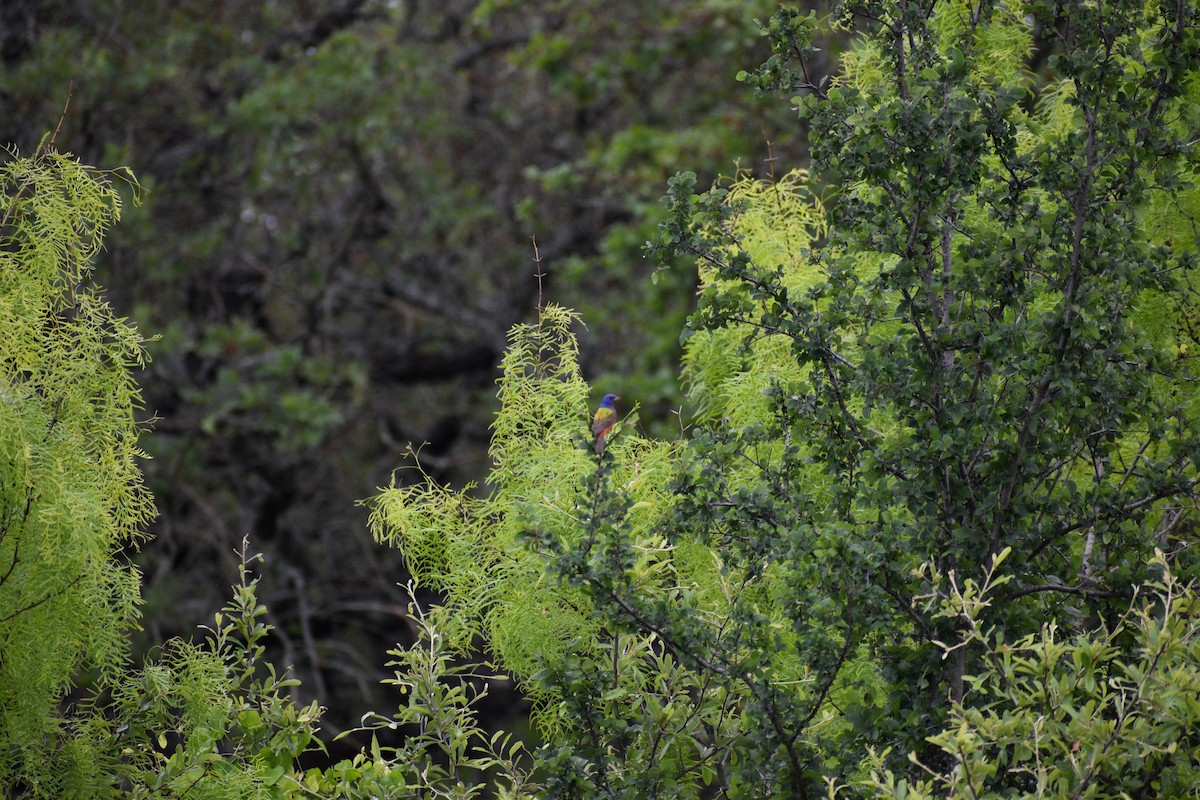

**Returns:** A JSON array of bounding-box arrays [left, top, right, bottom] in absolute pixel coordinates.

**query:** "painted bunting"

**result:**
[[592, 393, 620, 455]]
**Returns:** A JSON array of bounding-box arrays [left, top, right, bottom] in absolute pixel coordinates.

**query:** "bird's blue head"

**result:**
[[600, 393, 620, 408]]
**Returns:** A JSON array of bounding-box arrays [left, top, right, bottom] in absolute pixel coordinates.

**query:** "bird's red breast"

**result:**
[[593, 397, 619, 454], [592, 406, 617, 438]]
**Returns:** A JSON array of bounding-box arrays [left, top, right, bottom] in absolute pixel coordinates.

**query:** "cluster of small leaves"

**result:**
[[112, 540, 548, 800], [863, 549, 1200, 799], [182, 319, 355, 452], [106, 543, 325, 799], [531, 444, 827, 799], [304, 585, 541, 800], [531, 629, 745, 799], [735, 7, 826, 100]]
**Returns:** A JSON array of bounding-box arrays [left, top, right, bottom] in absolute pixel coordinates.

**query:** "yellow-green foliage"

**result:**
[[368, 304, 681, 717], [0, 149, 154, 796], [681, 168, 827, 426], [1138, 69, 1200, 415], [368, 300, 876, 745], [836, 0, 1032, 96], [933, 0, 1034, 87]]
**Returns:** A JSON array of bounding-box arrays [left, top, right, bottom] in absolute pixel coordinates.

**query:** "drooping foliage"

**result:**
[[370, 304, 773, 796], [0, 146, 152, 795], [0, 149, 329, 800], [368, 304, 682, 715]]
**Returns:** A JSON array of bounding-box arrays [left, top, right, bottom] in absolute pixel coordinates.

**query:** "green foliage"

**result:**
[[4, 2, 808, 725], [368, 304, 681, 719], [865, 549, 1200, 798], [646, 0, 1200, 793], [676, 166, 829, 426], [0, 143, 544, 800], [185, 319, 351, 451], [303, 585, 540, 800], [2, 0, 824, 733], [8, 1, 1200, 798], [0, 146, 152, 797], [369, 304, 830, 798], [109, 544, 324, 799]]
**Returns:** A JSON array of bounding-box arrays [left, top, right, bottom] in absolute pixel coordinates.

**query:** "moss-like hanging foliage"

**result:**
[[368, 304, 682, 718], [0, 149, 153, 796]]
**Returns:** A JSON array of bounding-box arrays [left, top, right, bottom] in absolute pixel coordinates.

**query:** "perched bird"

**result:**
[[592, 393, 620, 455]]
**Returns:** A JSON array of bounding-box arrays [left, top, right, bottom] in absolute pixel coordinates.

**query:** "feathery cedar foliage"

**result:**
[[0, 147, 151, 795]]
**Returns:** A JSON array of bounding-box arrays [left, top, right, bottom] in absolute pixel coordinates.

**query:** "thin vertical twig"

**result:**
[[531, 235, 545, 320], [49, 81, 75, 149], [35, 80, 76, 161], [763, 130, 778, 182]]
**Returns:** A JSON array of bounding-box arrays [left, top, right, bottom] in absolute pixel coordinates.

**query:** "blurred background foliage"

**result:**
[[0, 0, 835, 748]]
